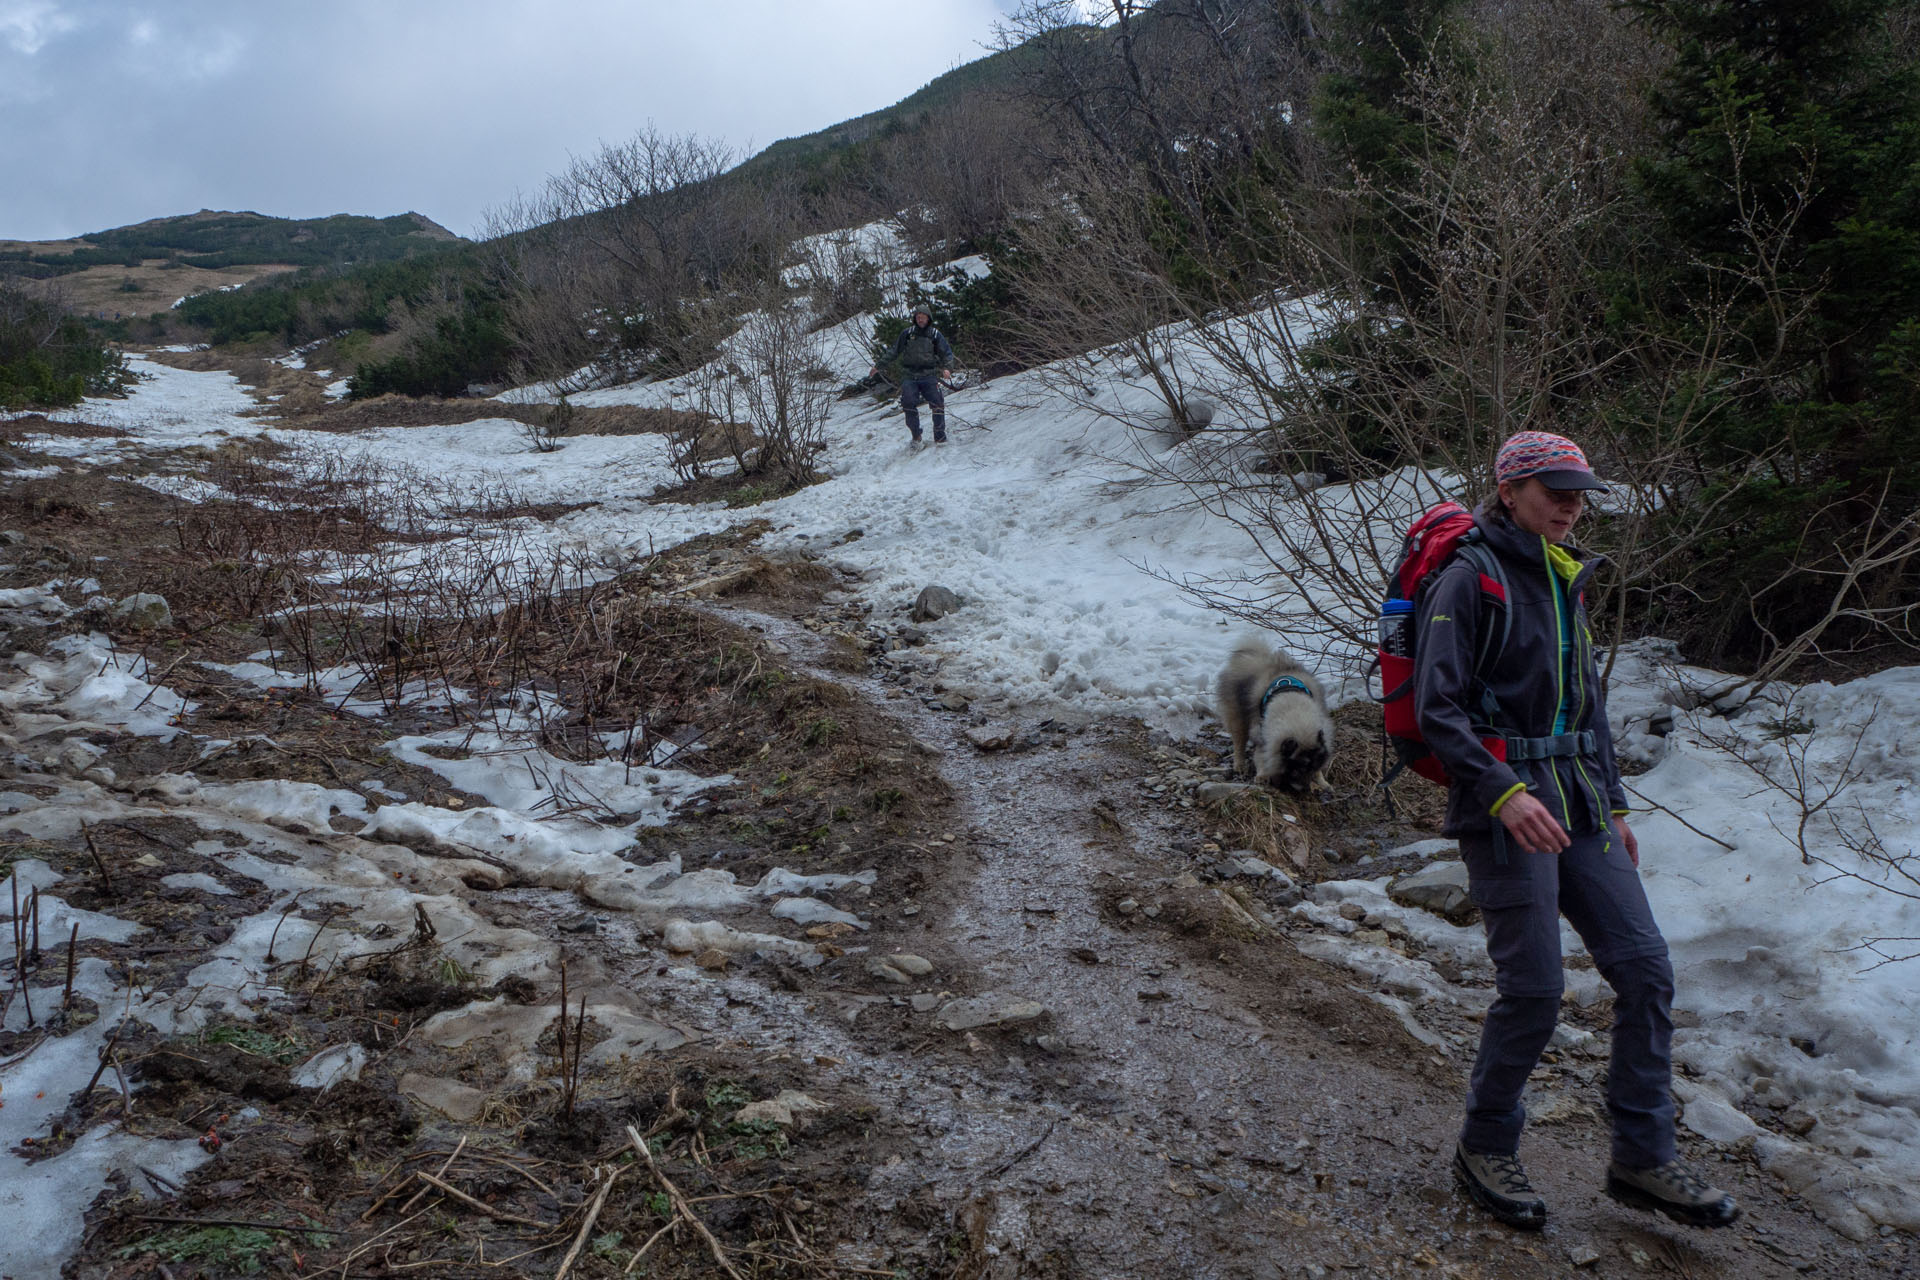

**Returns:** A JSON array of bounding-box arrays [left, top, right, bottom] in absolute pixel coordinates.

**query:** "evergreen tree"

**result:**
[[1625, 0, 1920, 656], [0, 289, 132, 409], [1313, 0, 1463, 182]]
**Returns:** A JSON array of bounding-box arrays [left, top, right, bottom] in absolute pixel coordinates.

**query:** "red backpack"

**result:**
[[1375, 501, 1512, 786]]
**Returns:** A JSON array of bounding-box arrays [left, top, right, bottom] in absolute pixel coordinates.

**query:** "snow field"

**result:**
[[6, 354, 264, 459]]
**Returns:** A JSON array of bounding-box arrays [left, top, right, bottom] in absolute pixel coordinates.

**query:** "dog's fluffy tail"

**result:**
[[1227, 637, 1276, 667]]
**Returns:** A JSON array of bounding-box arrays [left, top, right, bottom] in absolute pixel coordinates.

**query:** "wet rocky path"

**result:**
[[652, 600, 1906, 1280]]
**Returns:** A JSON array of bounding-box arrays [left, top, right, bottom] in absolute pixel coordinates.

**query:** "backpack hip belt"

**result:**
[[1502, 730, 1598, 762]]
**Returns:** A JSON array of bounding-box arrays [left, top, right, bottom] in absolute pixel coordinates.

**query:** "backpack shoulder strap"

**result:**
[[1454, 540, 1512, 662], [1453, 540, 1513, 727]]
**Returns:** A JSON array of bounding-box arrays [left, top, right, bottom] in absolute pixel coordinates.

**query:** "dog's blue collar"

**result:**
[[1258, 675, 1311, 716]]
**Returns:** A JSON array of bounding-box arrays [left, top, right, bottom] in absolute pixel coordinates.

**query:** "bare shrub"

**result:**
[[485, 125, 807, 387], [521, 394, 572, 453], [726, 302, 838, 489], [682, 296, 835, 491], [888, 93, 1050, 255], [1004, 28, 1832, 682], [788, 229, 899, 330], [1692, 694, 1920, 968]]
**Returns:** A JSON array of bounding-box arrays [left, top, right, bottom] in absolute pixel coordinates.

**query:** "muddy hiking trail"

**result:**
[[681, 591, 1898, 1280], [0, 404, 1905, 1280]]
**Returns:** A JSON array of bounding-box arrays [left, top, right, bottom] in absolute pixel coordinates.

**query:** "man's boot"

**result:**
[[1453, 1144, 1547, 1230], [1606, 1160, 1739, 1227]]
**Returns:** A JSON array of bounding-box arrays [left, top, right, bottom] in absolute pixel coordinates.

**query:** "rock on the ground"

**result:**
[[1674, 1081, 1764, 1145], [1389, 859, 1473, 921], [911, 585, 961, 622], [110, 592, 172, 630], [733, 1090, 827, 1127], [43, 739, 98, 777], [399, 1072, 488, 1122], [1224, 855, 1302, 903], [1197, 781, 1260, 804], [1549, 1023, 1597, 1053], [418, 997, 554, 1052], [291, 1043, 367, 1090], [867, 958, 912, 984], [770, 897, 867, 930], [663, 918, 813, 959], [870, 954, 933, 983], [937, 994, 1049, 1031], [965, 722, 1016, 751], [1387, 837, 1458, 861]]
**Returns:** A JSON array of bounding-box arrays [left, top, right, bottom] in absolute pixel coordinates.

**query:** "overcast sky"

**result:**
[[0, 0, 1020, 241]]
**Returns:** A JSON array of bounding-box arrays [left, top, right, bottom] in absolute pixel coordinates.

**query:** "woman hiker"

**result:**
[[1415, 430, 1740, 1232], [869, 308, 954, 446]]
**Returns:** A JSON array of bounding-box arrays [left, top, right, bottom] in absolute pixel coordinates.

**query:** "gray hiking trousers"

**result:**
[[900, 375, 945, 439], [1458, 825, 1677, 1169]]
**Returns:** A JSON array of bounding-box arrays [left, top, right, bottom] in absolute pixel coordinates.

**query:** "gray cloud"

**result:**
[[0, 0, 1015, 239]]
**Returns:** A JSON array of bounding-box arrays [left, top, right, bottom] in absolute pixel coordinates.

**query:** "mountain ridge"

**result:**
[[0, 208, 466, 280]]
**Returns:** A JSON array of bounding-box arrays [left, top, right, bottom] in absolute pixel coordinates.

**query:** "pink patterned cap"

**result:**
[[1494, 431, 1608, 492]]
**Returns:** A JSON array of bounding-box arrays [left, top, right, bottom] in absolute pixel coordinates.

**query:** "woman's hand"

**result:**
[[1498, 791, 1570, 855], [1615, 816, 1639, 867]]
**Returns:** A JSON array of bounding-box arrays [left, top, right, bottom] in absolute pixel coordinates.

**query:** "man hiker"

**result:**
[[1417, 431, 1739, 1232], [870, 308, 954, 445]]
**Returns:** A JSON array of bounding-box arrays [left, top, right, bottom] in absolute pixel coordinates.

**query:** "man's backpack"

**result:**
[[1375, 501, 1512, 786], [895, 324, 947, 372]]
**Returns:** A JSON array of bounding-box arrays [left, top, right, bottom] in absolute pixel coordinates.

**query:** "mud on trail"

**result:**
[[0, 423, 1902, 1280], [696, 594, 1901, 1280]]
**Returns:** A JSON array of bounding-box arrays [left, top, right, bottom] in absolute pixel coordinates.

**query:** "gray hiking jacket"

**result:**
[[1414, 512, 1630, 838], [887, 322, 954, 375]]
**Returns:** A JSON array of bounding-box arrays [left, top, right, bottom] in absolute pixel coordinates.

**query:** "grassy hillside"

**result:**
[[0, 209, 462, 279], [0, 209, 466, 321], [737, 38, 1045, 177]]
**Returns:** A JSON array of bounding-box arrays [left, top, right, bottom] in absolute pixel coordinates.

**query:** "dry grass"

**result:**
[[269, 393, 718, 440], [16, 259, 298, 318], [0, 413, 127, 439], [556, 404, 714, 438], [144, 347, 264, 373]]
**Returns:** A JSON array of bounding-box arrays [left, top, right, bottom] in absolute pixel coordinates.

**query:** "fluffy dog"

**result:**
[[1215, 640, 1333, 793]]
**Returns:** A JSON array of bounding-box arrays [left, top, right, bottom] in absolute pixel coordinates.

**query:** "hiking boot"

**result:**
[[1606, 1160, 1740, 1228], [933, 431, 948, 444], [1453, 1144, 1547, 1231]]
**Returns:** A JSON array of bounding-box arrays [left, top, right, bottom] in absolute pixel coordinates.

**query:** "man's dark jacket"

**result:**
[[886, 322, 955, 377]]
